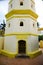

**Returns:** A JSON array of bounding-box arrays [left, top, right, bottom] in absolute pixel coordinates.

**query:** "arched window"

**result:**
[[11, 4, 12, 8], [33, 23, 34, 27], [20, 1, 23, 6], [20, 21, 24, 26], [31, 4, 33, 8], [8, 23, 10, 27]]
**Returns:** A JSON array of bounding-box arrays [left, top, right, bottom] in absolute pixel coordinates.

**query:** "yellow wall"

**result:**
[[39, 40, 43, 48], [0, 37, 4, 53]]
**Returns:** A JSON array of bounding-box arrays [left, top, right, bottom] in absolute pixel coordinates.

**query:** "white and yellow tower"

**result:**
[[3, 0, 42, 58]]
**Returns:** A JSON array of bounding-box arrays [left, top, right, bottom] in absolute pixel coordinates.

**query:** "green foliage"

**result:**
[[38, 35, 43, 41], [37, 22, 40, 28]]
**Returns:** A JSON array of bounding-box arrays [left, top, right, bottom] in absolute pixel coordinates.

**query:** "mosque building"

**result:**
[[0, 0, 42, 58]]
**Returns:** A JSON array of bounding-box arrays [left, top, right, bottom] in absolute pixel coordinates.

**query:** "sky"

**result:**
[[0, 0, 9, 23], [0, 0, 43, 27], [35, 0, 43, 27]]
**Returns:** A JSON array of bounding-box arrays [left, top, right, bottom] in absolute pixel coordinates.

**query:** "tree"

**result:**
[[1, 19, 6, 31], [38, 35, 43, 42], [37, 22, 40, 28]]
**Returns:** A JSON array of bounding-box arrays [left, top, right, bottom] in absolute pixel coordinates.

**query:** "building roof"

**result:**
[[38, 28, 43, 31]]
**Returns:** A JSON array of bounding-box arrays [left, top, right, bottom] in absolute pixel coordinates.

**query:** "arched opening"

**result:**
[[20, 1, 23, 6], [20, 21, 24, 26], [18, 40, 26, 54]]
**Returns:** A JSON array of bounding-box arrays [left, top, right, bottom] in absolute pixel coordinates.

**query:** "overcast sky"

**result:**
[[35, 0, 43, 27], [0, 0, 9, 23], [0, 0, 43, 27]]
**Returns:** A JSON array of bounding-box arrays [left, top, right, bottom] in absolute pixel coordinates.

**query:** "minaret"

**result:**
[[8, 0, 35, 12], [4, 0, 42, 58]]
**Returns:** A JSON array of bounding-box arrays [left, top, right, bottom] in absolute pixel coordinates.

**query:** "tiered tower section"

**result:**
[[4, 0, 41, 58], [5, 0, 38, 34]]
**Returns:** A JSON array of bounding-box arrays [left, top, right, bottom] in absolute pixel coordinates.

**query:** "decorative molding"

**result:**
[[5, 10, 38, 19], [4, 32, 39, 36], [6, 15, 37, 21]]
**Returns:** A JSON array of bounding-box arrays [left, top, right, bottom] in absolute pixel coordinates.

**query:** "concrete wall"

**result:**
[[4, 35, 39, 53], [8, 0, 31, 11], [5, 17, 38, 34], [8, 0, 35, 12], [27, 36, 39, 52], [4, 36, 17, 53]]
